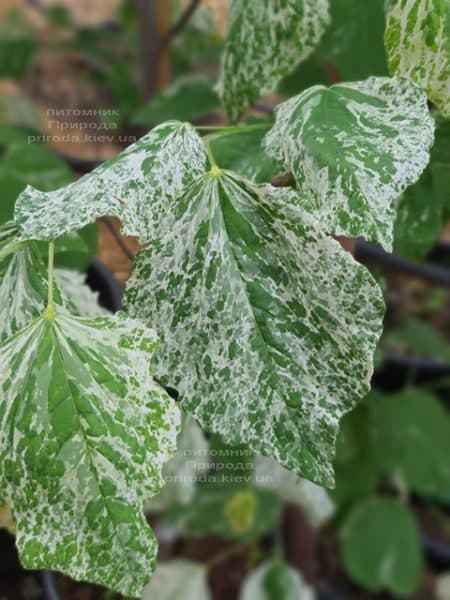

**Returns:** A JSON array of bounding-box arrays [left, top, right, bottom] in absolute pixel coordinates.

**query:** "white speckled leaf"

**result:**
[[264, 76, 434, 250], [385, 0, 450, 117], [0, 312, 180, 597], [217, 0, 330, 122], [0, 222, 61, 341], [142, 560, 209, 600], [124, 170, 384, 487], [14, 121, 207, 243]]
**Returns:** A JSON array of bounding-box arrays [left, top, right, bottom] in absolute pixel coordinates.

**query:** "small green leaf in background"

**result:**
[[431, 116, 450, 220], [241, 560, 315, 600], [394, 168, 443, 261], [383, 318, 450, 362], [0, 95, 41, 130], [369, 388, 450, 496], [166, 483, 280, 543], [218, 0, 330, 121], [0, 9, 37, 78], [207, 121, 278, 183], [0, 312, 180, 597], [340, 498, 423, 597], [332, 403, 378, 509], [0, 143, 73, 225], [264, 76, 434, 251], [133, 75, 220, 125], [319, 0, 388, 81], [142, 560, 209, 600], [385, 0, 450, 117]]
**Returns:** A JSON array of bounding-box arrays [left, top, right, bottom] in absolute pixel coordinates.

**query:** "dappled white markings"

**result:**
[[264, 76, 434, 250], [218, 0, 330, 121], [124, 169, 384, 487], [385, 0, 450, 117], [0, 311, 180, 597], [14, 121, 207, 244]]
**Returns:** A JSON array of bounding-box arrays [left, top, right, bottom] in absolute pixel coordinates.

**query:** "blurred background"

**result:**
[[0, 1, 450, 599]]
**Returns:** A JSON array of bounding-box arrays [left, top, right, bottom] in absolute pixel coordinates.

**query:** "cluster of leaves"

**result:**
[[0, 0, 449, 597]]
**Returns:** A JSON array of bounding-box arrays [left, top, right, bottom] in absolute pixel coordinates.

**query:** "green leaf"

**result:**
[[385, 0, 450, 117], [383, 318, 450, 362], [0, 311, 180, 596], [14, 121, 207, 243], [319, 0, 388, 81], [332, 403, 378, 509], [241, 560, 315, 600], [133, 75, 220, 125], [265, 76, 434, 250], [207, 122, 278, 184], [124, 170, 384, 487], [340, 498, 423, 597], [166, 483, 280, 543], [0, 95, 41, 130], [0, 38, 36, 78], [0, 143, 73, 225], [431, 116, 450, 219], [369, 388, 450, 496], [217, 0, 330, 121], [142, 560, 209, 600], [394, 168, 442, 261]]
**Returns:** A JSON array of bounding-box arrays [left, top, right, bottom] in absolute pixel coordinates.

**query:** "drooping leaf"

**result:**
[[265, 76, 434, 250], [0, 311, 180, 596], [14, 121, 207, 243], [142, 560, 209, 600], [133, 75, 220, 125], [369, 388, 450, 496], [385, 0, 450, 117], [253, 455, 334, 526], [124, 170, 384, 486], [340, 498, 422, 597], [241, 560, 315, 600], [208, 122, 278, 184], [217, 0, 330, 121]]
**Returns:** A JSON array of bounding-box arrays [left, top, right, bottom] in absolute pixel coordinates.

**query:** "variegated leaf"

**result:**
[[14, 121, 207, 243], [385, 0, 450, 117], [124, 170, 384, 487], [0, 222, 60, 341], [0, 311, 180, 596], [264, 76, 434, 250], [217, 0, 330, 122]]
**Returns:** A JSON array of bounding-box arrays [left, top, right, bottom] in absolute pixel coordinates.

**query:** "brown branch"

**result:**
[[133, 0, 159, 100], [158, 0, 201, 50]]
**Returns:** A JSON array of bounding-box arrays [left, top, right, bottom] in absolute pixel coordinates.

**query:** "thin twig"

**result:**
[[100, 217, 135, 261], [158, 0, 201, 50], [133, 0, 159, 100]]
